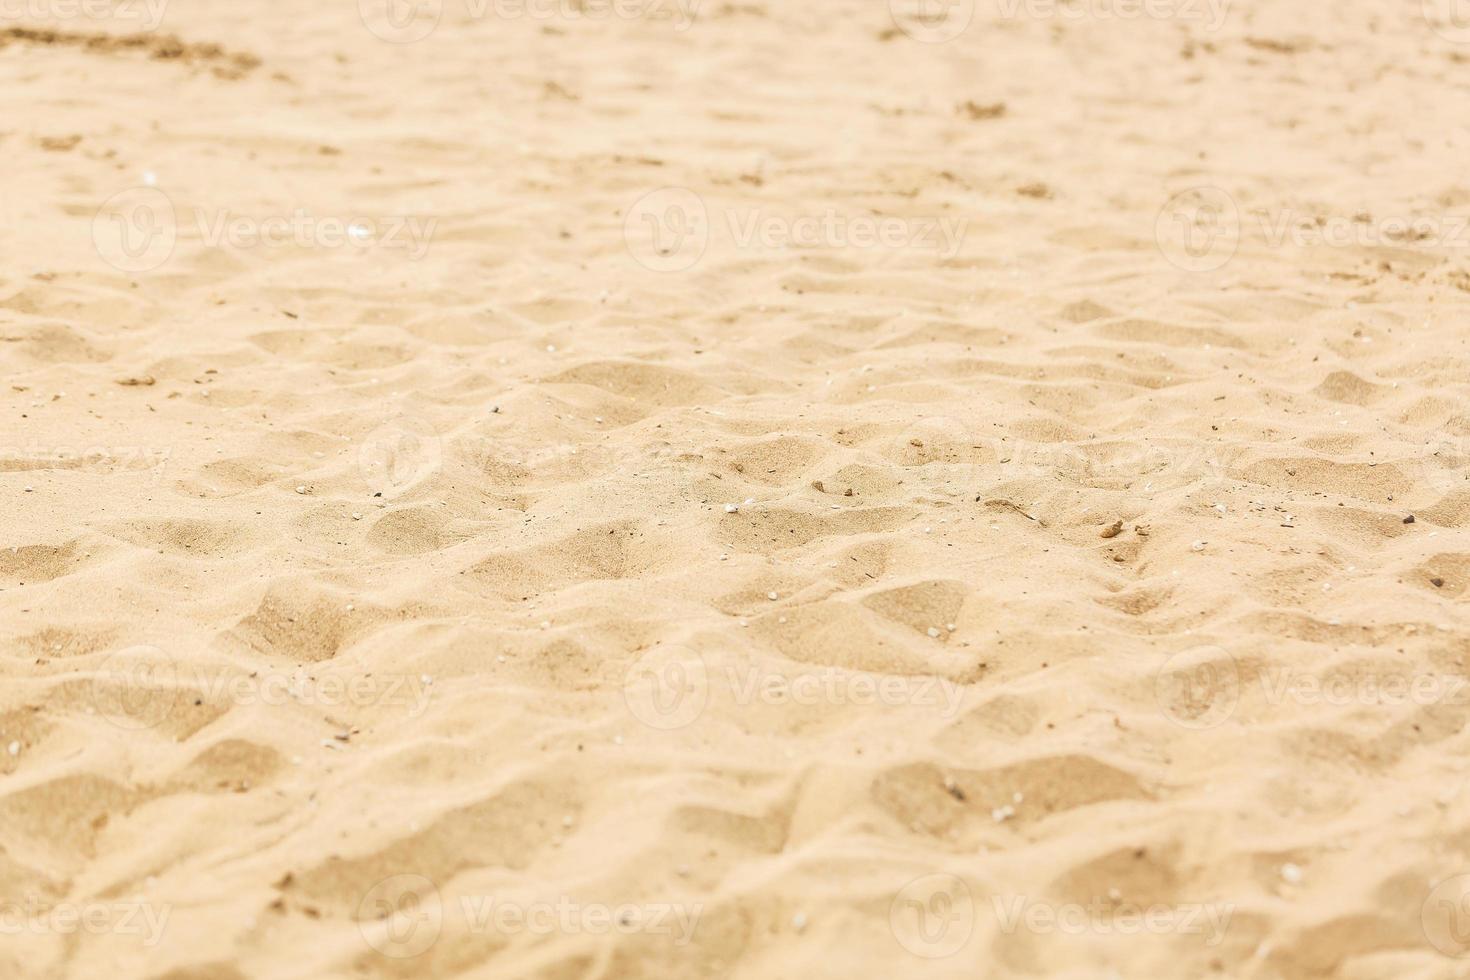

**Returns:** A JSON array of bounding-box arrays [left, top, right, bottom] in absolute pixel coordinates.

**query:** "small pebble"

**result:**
[[767, 591, 778, 601], [724, 503, 739, 513], [926, 627, 941, 638], [1281, 863, 1304, 884]]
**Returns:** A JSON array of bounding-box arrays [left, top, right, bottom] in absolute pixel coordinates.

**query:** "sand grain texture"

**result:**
[[3, 0, 1470, 977]]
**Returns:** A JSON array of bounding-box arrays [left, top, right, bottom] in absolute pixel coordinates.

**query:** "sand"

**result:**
[[4, 0, 1470, 977]]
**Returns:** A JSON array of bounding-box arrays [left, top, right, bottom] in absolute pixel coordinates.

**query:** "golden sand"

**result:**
[[4, 0, 1470, 976]]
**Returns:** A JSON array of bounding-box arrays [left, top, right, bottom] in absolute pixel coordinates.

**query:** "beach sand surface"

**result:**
[[3, 1, 1470, 977]]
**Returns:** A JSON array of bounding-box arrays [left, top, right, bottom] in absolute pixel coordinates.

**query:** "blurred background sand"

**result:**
[[4, 0, 1470, 977]]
